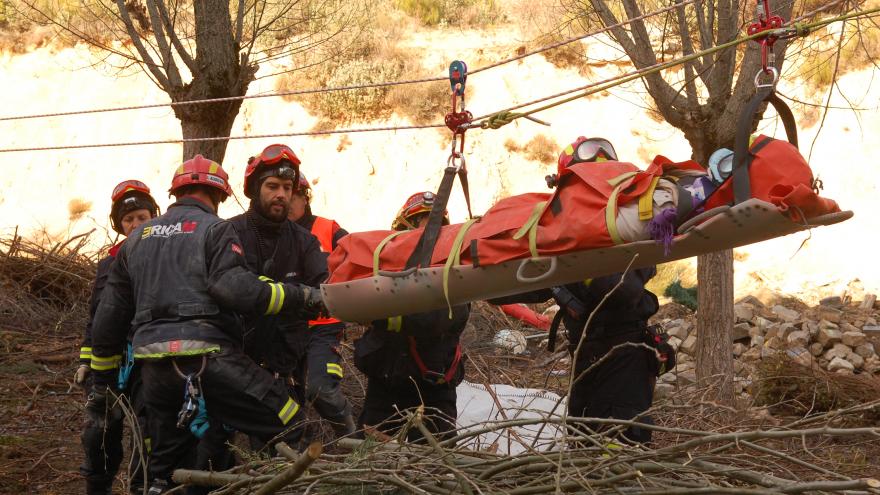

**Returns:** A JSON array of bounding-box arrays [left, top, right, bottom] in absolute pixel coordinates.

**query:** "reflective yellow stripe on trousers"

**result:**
[[278, 397, 300, 425], [326, 362, 344, 378]]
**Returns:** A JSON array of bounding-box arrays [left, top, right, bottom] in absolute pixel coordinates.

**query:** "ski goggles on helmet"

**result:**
[[111, 180, 152, 203], [558, 137, 618, 170], [250, 144, 302, 169]]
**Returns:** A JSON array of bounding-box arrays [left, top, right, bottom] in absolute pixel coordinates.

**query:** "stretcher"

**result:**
[[320, 87, 853, 323]]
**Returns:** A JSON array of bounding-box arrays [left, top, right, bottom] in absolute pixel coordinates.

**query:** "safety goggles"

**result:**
[[111, 180, 151, 202], [257, 164, 298, 183], [250, 144, 301, 169], [571, 137, 618, 165]]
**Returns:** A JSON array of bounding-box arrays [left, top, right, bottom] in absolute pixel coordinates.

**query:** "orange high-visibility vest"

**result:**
[[310, 216, 342, 326]]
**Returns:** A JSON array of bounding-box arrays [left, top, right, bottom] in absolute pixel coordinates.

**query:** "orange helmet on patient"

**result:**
[[392, 191, 449, 231], [546, 137, 619, 188]]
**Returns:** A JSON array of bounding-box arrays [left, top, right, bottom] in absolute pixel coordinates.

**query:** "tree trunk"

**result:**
[[170, 0, 255, 162], [180, 109, 240, 162], [696, 249, 735, 403]]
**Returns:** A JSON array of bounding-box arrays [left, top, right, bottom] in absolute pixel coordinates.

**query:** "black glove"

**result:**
[[283, 283, 328, 319]]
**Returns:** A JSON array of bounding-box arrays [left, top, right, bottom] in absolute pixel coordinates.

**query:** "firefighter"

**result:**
[[354, 192, 469, 442], [87, 155, 325, 494], [76, 180, 158, 495], [285, 172, 355, 437], [495, 137, 667, 444], [227, 145, 355, 438]]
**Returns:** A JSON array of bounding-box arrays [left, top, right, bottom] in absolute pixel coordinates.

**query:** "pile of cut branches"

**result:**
[[0, 229, 98, 333], [173, 398, 880, 494]]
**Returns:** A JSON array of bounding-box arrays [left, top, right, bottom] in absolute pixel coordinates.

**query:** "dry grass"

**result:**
[[275, 6, 448, 126], [504, 134, 558, 165], [396, 0, 504, 27], [67, 198, 92, 222]]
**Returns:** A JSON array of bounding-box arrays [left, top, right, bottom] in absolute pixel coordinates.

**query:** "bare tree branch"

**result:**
[[144, 0, 183, 88], [154, 0, 197, 74], [114, 0, 171, 90]]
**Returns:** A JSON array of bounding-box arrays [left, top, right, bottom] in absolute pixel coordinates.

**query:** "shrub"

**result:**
[[396, 0, 503, 27]]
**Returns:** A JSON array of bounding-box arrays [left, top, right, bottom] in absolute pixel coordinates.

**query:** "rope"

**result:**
[[0, 123, 444, 153], [0, 1, 695, 123], [472, 7, 880, 130], [2, 4, 876, 152]]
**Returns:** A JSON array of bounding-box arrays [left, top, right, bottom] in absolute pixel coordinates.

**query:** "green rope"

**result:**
[[476, 7, 879, 130]]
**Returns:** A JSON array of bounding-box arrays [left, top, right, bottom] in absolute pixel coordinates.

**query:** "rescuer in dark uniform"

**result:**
[[286, 172, 356, 437], [354, 192, 469, 441], [87, 155, 325, 494], [227, 145, 354, 438], [77, 180, 158, 495], [493, 137, 670, 444]]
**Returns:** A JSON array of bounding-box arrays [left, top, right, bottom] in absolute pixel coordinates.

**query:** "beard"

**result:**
[[259, 198, 290, 222]]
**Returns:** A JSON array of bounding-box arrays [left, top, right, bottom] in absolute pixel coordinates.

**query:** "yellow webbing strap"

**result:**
[[442, 218, 479, 318], [373, 231, 408, 277], [605, 172, 638, 245], [513, 201, 548, 259], [639, 176, 661, 221], [387, 316, 403, 332]]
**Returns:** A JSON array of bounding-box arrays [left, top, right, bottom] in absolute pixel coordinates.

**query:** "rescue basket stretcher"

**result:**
[[321, 200, 851, 323], [320, 87, 853, 323]]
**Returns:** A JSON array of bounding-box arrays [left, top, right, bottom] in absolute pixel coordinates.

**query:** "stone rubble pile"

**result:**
[[655, 290, 880, 399]]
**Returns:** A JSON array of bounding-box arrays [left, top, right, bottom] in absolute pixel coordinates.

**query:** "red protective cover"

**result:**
[[328, 147, 838, 284], [704, 135, 839, 220]]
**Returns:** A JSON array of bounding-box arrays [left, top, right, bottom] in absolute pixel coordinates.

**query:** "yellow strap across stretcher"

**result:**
[[442, 218, 480, 318], [372, 231, 408, 276], [513, 201, 548, 259], [639, 176, 661, 221], [605, 172, 638, 245]]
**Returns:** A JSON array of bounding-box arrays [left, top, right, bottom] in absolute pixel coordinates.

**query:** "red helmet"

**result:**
[[243, 144, 301, 199], [547, 137, 619, 188], [392, 191, 449, 231], [169, 155, 232, 198], [110, 180, 159, 235]]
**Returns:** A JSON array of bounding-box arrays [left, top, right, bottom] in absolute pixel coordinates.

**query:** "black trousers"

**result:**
[[568, 331, 655, 444], [358, 376, 457, 443], [140, 348, 304, 482], [294, 323, 352, 427], [80, 365, 149, 494]]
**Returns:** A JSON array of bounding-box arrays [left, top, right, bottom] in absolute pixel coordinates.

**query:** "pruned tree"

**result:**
[[19, 0, 372, 161], [557, 0, 838, 403]]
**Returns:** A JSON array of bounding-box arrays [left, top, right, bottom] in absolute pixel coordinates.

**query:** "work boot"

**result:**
[[331, 414, 357, 438], [85, 480, 113, 495], [146, 479, 171, 495]]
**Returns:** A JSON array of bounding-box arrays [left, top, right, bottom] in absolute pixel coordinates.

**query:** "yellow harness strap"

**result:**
[[513, 201, 548, 259], [442, 218, 479, 318], [605, 172, 638, 245], [373, 231, 408, 276], [639, 176, 661, 221]]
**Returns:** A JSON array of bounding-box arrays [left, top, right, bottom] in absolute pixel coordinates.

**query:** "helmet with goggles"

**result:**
[[392, 191, 450, 231], [110, 180, 159, 235], [546, 137, 619, 188], [244, 144, 301, 199]]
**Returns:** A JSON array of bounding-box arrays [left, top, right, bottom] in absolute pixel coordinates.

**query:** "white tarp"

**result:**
[[455, 381, 567, 455]]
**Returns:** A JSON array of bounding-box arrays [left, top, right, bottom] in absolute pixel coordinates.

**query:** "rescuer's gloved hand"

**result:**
[[281, 283, 327, 319], [74, 364, 90, 387], [85, 383, 122, 426]]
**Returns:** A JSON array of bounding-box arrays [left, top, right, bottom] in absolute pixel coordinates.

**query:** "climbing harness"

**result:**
[[173, 356, 210, 439]]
